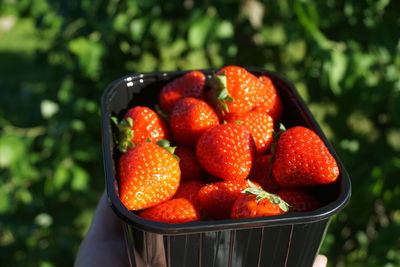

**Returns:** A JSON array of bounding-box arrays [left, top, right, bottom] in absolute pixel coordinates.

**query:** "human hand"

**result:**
[[313, 255, 328, 267], [75, 191, 328, 267], [74, 191, 129, 267]]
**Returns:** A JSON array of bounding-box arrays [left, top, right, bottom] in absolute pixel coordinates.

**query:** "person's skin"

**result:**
[[75, 191, 328, 267], [75, 192, 129, 267]]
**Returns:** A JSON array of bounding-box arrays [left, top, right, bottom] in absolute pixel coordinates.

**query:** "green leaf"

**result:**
[[188, 16, 214, 49], [126, 52, 157, 72], [40, 99, 59, 119], [181, 50, 209, 69], [68, 37, 105, 79], [113, 14, 129, 33], [70, 119, 85, 132], [57, 76, 74, 103], [150, 20, 172, 43], [294, 1, 335, 50], [73, 148, 97, 161], [216, 21, 234, 39], [284, 40, 306, 63], [35, 213, 53, 228], [261, 24, 286, 46], [0, 188, 11, 214], [39, 261, 54, 267], [130, 19, 146, 42], [389, 89, 400, 127], [53, 159, 71, 191], [16, 188, 32, 204], [0, 134, 26, 168], [71, 165, 89, 192], [326, 49, 348, 95]]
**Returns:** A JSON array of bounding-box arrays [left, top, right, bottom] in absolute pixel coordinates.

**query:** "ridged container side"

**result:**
[[122, 220, 329, 267]]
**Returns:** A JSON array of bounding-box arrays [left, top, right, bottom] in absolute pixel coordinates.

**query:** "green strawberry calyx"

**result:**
[[112, 116, 135, 153], [211, 72, 234, 114], [242, 181, 291, 212], [154, 104, 169, 121], [156, 140, 180, 161], [271, 123, 286, 155]]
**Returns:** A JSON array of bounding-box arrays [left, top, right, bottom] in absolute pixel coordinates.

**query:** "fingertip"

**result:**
[[313, 255, 328, 267]]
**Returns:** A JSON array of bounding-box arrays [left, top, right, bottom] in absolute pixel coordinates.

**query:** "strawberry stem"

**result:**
[[242, 181, 291, 212], [112, 116, 135, 153], [271, 123, 286, 155], [154, 104, 169, 121]]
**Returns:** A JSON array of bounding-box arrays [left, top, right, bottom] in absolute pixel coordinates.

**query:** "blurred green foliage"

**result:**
[[0, 0, 399, 266]]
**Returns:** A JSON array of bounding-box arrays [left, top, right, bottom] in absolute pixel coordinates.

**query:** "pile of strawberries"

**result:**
[[113, 66, 339, 224]]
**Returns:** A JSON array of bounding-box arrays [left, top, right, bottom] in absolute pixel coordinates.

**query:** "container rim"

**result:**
[[100, 68, 351, 235]]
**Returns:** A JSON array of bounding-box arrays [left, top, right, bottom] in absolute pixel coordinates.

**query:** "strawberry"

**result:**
[[159, 70, 206, 112], [118, 140, 180, 210], [248, 154, 280, 193], [112, 106, 169, 152], [226, 109, 274, 154], [210, 66, 264, 117], [139, 198, 200, 224], [256, 75, 283, 122], [204, 89, 214, 106], [170, 98, 219, 145], [231, 182, 289, 219], [196, 123, 256, 181], [272, 126, 339, 187], [175, 146, 205, 181], [197, 180, 261, 220], [173, 180, 205, 209], [277, 189, 321, 212]]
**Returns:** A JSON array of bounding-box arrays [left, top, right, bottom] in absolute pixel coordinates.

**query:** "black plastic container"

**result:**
[[101, 68, 351, 267]]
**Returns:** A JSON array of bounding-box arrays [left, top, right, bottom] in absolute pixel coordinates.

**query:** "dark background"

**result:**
[[0, 1, 399, 266]]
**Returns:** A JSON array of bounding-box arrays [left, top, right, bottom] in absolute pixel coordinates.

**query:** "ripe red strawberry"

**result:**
[[175, 146, 205, 181], [226, 109, 274, 154], [204, 89, 214, 105], [173, 180, 205, 209], [248, 154, 280, 193], [139, 198, 200, 224], [272, 126, 339, 187], [210, 66, 265, 117], [196, 123, 256, 181], [256, 76, 283, 122], [277, 189, 321, 212], [159, 70, 206, 112], [170, 98, 219, 145], [118, 141, 180, 210], [231, 182, 289, 219], [197, 180, 261, 220], [112, 106, 169, 152]]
